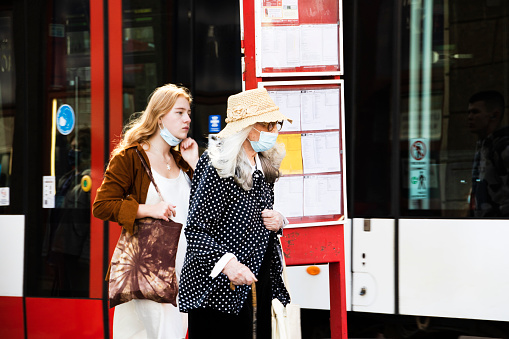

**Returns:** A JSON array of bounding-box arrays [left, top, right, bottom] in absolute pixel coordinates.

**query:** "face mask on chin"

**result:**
[[159, 122, 182, 146], [249, 128, 278, 153]]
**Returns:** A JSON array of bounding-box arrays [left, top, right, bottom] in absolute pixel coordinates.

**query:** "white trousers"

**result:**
[[113, 299, 187, 339]]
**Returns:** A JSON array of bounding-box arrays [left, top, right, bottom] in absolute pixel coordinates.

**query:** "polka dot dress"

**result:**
[[178, 152, 290, 315]]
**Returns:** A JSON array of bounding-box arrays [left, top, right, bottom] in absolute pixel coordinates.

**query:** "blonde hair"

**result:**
[[208, 125, 286, 191], [111, 84, 192, 157]]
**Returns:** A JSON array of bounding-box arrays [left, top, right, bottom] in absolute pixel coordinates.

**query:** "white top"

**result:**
[[112, 168, 191, 339], [146, 168, 191, 280]]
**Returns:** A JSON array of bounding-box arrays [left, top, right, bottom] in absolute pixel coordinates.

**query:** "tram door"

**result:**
[[1, 0, 241, 337], [0, 0, 93, 298], [0, 0, 98, 337]]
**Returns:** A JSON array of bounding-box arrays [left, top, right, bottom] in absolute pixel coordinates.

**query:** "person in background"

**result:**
[[179, 88, 291, 338], [467, 90, 509, 217], [93, 84, 199, 339]]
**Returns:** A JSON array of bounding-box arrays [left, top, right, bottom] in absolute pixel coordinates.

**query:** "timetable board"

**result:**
[[255, 0, 343, 77], [259, 80, 346, 226]]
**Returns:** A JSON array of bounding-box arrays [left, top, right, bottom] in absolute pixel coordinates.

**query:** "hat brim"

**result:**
[[216, 110, 292, 138]]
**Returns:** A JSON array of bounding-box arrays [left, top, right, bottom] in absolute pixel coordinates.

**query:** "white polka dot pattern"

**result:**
[[178, 152, 290, 315]]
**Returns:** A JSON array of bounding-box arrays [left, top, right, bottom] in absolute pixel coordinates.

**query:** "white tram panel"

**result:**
[[284, 218, 352, 311], [286, 264, 330, 310], [0, 215, 25, 297], [345, 217, 352, 311], [399, 219, 509, 321], [352, 218, 395, 314]]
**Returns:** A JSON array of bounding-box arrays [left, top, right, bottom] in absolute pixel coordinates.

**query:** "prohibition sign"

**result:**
[[411, 140, 426, 161]]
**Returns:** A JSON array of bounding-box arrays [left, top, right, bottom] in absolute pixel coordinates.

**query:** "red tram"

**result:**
[[1, 0, 509, 338]]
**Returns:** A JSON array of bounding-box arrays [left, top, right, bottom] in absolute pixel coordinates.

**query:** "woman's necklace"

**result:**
[[149, 142, 172, 171]]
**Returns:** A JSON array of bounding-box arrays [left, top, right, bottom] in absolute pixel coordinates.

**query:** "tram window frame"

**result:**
[[345, 0, 509, 220], [0, 10, 15, 206]]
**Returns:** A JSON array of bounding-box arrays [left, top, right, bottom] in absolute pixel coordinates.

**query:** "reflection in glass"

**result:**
[[402, 0, 509, 217], [37, 0, 91, 297], [43, 127, 91, 296], [0, 11, 15, 193], [407, 0, 433, 210], [123, 2, 169, 121], [468, 91, 508, 217]]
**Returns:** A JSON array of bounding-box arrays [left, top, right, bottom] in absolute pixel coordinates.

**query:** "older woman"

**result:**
[[178, 88, 291, 338]]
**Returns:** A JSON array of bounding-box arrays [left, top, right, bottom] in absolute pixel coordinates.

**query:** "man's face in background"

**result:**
[[468, 100, 493, 137]]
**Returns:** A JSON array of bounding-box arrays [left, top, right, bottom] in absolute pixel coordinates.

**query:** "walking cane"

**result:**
[[252, 282, 257, 339], [230, 281, 257, 338]]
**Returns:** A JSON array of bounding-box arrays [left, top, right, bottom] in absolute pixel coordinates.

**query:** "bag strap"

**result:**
[[135, 148, 165, 202], [278, 236, 292, 299]]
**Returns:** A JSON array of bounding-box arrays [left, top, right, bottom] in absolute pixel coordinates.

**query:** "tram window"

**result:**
[[400, 1, 509, 217], [346, 0, 509, 219], [122, 0, 241, 150], [344, 0, 394, 217], [122, 1, 173, 122], [0, 12, 15, 192], [20, 0, 93, 298]]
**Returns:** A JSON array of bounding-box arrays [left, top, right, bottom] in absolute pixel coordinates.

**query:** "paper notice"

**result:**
[[268, 90, 301, 131], [274, 176, 304, 218], [301, 132, 341, 174], [301, 89, 340, 131], [303, 174, 342, 216], [0, 187, 9, 206], [43, 176, 56, 208], [277, 134, 303, 174]]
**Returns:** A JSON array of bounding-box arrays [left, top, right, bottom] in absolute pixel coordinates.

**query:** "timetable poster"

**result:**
[[256, 0, 342, 75], [274, 174, 342, 218], [269, 88, 340, 132]]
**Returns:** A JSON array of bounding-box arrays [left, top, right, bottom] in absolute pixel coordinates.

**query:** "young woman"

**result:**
[[93, 84, 199, 339]]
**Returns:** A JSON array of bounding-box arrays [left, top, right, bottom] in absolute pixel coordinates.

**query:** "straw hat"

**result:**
[[216, 88, 292, 138]]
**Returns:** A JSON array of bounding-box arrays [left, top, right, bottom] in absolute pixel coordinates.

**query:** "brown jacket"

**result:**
[[92, 142, 194, 234]]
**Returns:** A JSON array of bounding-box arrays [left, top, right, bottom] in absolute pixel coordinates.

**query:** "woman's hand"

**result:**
[[180, 137, 199, 170], [262, 209, 284, 232], [222, 257, 258, 286], [137, 201, 176, 221]]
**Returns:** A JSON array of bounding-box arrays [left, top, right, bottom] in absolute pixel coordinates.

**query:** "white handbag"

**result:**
[[271, 237, 301, 339]]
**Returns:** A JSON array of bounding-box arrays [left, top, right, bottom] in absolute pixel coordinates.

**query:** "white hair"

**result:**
[[208, 125, 286, 191]]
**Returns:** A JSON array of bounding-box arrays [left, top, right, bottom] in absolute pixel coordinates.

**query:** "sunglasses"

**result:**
[[261, 121, 284, 132]]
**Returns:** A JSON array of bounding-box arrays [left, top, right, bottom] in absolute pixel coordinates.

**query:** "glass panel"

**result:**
[[345, 0, 394, 217], [122, 0, 241, 151], [123, 0, 173, 121], [193, 0, 242, 149], [0, 10, 15, 200], [401, 0, 509, 217], [31, 0, 91, 297]]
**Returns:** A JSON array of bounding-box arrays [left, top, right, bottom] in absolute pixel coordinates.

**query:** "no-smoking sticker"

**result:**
[[411, 140, 426, 161]]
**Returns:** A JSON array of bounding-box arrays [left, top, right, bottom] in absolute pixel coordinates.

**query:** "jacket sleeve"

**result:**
[[185, 154, 230, 273], [92, 149, 138, 234]]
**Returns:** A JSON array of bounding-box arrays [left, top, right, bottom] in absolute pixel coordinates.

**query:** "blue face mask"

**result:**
[[249, 128, 278, 153], [159, 122, 182, 146]]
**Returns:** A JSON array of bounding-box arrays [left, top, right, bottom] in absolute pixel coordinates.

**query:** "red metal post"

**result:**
[[241, 1, 348, 337], [89, 0, 106, 300]]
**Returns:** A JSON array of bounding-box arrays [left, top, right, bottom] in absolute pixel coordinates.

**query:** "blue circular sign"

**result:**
[[56, 104, 75, 135]]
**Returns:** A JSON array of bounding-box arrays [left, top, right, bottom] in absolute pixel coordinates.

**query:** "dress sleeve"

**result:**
[[185, 153, 230, 273], [92, 149, 139, 234]]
